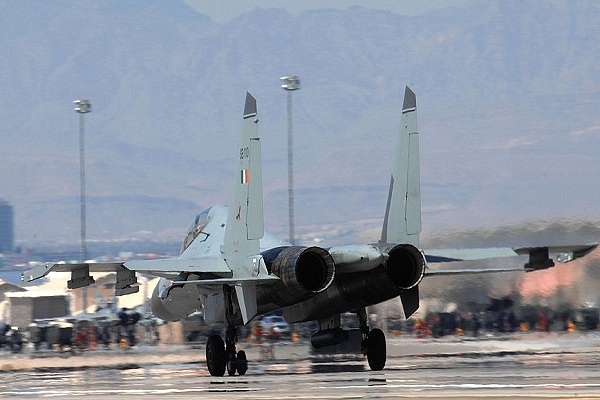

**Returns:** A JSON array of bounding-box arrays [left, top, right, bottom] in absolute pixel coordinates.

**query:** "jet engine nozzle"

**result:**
[[260, 246, 335, 306], [380, 243, 426, 290]]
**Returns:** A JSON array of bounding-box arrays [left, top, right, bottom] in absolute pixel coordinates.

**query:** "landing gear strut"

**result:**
[[225, 325, 248, 376], [357, 308, 387, 371], [205, 286, 248, 377]]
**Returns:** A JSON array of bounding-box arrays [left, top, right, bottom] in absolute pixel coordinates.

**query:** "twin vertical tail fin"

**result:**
[[222, 92, 265, 325], [380, 86, 421, 247], [223, 92, 264, 257], [379, 86, 422, 318]]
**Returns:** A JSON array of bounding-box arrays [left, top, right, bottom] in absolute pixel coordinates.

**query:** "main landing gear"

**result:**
[[206, 286, 248, 377], [358, 309, 386, 371], [205, 331, 248, 376], [363, 328, 386, 371]]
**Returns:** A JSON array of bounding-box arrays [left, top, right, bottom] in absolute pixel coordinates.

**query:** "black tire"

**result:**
[[237, 350, 248, 376], [366, 328, 386, 371], [227, 353, 237, 376], [206, 335, 226, 376]]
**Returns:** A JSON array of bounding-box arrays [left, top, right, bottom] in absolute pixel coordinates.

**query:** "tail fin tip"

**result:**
[[244, 92, 257, 117], [403, 86, 416, 112]]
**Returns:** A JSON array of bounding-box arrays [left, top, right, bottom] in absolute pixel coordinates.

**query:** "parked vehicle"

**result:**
[[260, 315, 291, 339]]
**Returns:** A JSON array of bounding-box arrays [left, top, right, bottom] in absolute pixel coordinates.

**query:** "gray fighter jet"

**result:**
[[22, 88, 596, 376]]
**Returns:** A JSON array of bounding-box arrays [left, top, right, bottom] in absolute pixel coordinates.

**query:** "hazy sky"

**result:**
[[183, 0, 474, 21], [3, 0, 599, 246]]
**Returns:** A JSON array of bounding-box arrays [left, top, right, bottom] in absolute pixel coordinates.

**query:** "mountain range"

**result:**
[[1, 0, 599, 250]]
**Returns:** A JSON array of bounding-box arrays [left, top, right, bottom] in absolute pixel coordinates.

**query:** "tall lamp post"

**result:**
[[73, 98, 91, 313], [280, 76, 300, 245]]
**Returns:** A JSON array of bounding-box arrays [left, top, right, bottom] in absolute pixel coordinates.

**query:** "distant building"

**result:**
[[0, 198, 14, 253], [4, 291, 69, 328], [0, 278, 27, 321]]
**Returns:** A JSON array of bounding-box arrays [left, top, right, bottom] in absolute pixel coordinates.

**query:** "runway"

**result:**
[[2, 334, 600, 399]]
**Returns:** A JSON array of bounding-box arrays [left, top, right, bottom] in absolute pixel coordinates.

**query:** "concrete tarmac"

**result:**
[[1, 332, 600, 399]]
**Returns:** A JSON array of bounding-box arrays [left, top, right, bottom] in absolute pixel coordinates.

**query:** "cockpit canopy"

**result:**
[[181, 207, 211, 254]]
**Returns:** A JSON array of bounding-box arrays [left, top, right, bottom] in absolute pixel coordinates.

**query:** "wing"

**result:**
[[423, 243, 598, 276], [327, 243, 599, 281], [21, 257, 235, 296], [21, 258, 235, 281]]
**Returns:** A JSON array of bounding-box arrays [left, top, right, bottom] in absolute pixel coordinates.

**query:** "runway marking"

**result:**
[[322, 382, 600, 391], [0, 386, 265, 397]]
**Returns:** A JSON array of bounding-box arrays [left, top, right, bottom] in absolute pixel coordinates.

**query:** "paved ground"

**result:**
[[2, 331, 600, 372], [1, 332, 600, 399]]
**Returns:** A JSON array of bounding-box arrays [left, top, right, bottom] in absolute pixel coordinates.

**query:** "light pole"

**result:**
[[73, 98, 91, 313], [280, 76, 300, 245]]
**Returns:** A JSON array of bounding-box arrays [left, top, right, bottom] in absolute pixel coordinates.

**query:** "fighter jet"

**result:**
[[22, 88, 597, 376]]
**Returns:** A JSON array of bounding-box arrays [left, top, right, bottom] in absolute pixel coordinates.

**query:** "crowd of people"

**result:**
[[407, 307, 599, 338]]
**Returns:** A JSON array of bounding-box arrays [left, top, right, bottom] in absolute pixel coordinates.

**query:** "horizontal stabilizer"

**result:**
[[125, 258, 232, 274], [170, 274, 279, 287], [424, 266, 527, 277], [425, 247, 518, 262]]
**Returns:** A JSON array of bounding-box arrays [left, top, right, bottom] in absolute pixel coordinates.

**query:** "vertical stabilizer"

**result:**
[[220, 92, 265, 324], [380, 86, 421, 246], [222, 92, 264, 276]]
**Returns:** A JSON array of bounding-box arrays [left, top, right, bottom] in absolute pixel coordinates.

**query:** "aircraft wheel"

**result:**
[[206, 335, 226, 376], [227, 352, 237, 376], [237, 350, 248, 376], [366, 328, 386, 371]]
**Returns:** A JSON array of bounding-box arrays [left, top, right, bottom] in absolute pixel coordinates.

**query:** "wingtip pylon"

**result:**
[[244, 92, 257, 118]]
